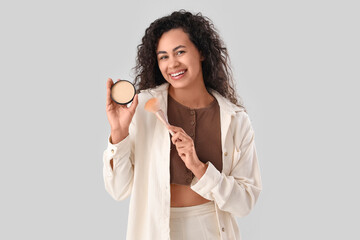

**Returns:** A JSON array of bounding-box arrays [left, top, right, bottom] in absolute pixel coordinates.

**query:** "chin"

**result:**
[[167, 80, 191, 90]]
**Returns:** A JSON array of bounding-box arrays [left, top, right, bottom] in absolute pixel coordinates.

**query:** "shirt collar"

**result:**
[[142, 83, 244, 116]]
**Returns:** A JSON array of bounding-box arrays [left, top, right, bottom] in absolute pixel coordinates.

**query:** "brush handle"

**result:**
[[155, 110, 174, 136]]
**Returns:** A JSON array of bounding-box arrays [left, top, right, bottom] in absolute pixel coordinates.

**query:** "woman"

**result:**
[[103, 10, 262, 240]]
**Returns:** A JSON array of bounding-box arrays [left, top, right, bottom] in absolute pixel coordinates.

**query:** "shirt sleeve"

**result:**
[[103, 132, 135, 201], [190, 111, 262, 217]]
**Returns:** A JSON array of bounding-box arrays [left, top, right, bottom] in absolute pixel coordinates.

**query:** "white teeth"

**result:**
[[170, 70, 185, 77]]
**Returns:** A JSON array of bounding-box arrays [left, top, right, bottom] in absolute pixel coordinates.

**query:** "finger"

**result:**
[[175, 131, 192, 143], [171, 130, 192, 144], [106, 78, 114, 106], [176, 132, 191, 142], [168, 125, 185, 134], [128, 94, 139, 113], [171, 132, 183, 144], [171, 133, 180, 145], [175, 140, 187, 148], [177, 148, 186, 158], [178, 145, 193, 155]]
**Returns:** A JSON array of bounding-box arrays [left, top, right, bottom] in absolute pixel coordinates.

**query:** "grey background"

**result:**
[[1, 0, 359, 239]]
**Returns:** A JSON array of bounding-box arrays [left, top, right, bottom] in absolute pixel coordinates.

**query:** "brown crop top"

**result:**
[[168, 94, 223, 186]]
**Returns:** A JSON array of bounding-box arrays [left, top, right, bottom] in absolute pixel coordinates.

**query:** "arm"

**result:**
[[190, 112, 262, 217], [103, 126, 135, 201], [103, 78, 138, 201]]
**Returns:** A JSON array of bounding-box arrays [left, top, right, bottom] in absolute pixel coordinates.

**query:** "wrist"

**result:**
[[189, 161, 208, 180], [110, 129, 129, 144]]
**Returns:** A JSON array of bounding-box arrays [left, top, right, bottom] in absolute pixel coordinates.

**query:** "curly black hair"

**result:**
[[133, 10, 243, 108]]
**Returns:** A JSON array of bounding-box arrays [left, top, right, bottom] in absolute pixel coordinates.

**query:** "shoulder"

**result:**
[[139, 83, 169, 95], [136, 84, 166, 103], [133, 83, 169, 120], [210, 90, 254, 138], [234, 111, 252, 131], [210, 89, 246, 115]]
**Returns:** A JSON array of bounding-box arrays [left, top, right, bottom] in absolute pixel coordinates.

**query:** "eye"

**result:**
[[177, 50, 185, 55], [159, 55, 168, 60]]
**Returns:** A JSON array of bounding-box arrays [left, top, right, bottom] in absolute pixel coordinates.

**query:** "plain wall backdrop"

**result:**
[[1, 0, 359, 239]]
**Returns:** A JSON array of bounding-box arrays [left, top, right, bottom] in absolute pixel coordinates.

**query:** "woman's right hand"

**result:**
[[106, 78, 138, 143]]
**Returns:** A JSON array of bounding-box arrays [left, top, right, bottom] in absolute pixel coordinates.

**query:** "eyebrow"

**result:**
[[157, 45, 186, 55]]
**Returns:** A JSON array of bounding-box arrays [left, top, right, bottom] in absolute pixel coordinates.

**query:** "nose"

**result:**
[[168, 56, 180, 69]]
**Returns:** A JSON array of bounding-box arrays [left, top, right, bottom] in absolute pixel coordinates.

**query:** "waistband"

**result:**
[[170, 201, 216, 218]]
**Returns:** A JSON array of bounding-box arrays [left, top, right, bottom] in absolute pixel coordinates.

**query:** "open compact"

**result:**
[[110, 80, 136, 105]]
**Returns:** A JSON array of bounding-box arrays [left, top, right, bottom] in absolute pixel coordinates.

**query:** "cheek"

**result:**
[[158, 63, 166, 76], [189, 59, 202, 72]]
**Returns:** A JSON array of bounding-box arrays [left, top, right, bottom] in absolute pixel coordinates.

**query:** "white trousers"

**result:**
[[170, 201, 221, 240]]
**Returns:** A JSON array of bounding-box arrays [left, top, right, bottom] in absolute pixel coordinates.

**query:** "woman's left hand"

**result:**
[[167, 125, 205, 172]]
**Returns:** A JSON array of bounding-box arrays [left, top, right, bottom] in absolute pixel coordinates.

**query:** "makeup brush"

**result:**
[[144, 98, 174, 136]]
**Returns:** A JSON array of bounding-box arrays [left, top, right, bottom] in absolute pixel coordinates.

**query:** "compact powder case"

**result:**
[[110, 80, 136, 105]]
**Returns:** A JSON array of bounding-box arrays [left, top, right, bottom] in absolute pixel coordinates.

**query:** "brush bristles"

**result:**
[[144, 98, 160, 113], [144, 97, 174, 136]]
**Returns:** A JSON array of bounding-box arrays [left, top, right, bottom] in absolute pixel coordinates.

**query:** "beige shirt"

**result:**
[[168, 94, 223, 185], [103, 83, 262, 240]]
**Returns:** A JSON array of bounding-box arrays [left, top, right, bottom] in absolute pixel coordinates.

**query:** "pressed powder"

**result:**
[[110, 80, 136, 105]]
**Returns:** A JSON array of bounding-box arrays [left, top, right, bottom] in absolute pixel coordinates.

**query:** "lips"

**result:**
[[169, 69, 187, 80]]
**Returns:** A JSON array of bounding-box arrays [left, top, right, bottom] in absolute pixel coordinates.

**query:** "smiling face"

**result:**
[[156, 28, 204, 91]]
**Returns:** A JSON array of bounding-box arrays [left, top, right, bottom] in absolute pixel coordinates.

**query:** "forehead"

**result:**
[[157, 28, 191, 50]]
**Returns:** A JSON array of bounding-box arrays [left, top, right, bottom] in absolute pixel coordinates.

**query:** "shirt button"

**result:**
[[190, 110, 195, 115], [224, 152, 228, 156], [111, 149, 114, 154], [222, 227, 225, 232], [191, 121, 195, 126]]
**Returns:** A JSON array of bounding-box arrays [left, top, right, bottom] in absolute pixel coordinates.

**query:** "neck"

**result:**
[[168, 81, 214, 109]]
